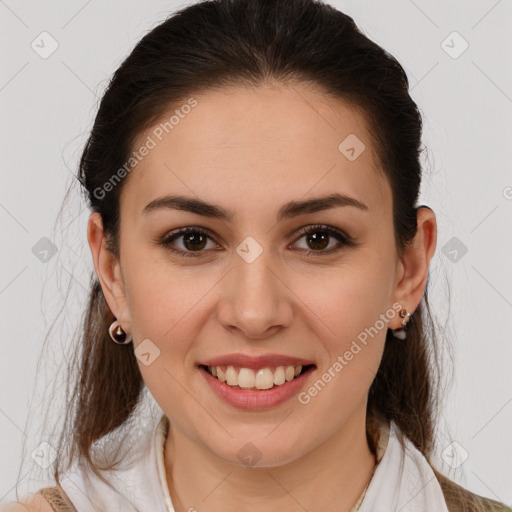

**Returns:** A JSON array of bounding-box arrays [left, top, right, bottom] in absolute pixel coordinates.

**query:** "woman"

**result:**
[[4, 0, 510, 511]]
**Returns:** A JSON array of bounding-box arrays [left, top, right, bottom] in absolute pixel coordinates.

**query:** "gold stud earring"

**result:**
[[108, 319, 132, 345], [391, 308, 411, 340]]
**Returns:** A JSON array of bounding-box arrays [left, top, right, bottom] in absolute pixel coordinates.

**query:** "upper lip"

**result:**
[[199, 353, 316, 370]]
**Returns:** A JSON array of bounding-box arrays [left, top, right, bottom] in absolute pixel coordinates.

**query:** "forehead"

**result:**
[[122, 82, 390, 221]]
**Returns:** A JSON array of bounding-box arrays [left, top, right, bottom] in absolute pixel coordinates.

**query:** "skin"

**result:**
[[87, 81, 437, 512]]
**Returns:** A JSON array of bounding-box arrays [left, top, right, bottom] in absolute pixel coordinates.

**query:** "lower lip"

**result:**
[[199, 365, 316, 410]]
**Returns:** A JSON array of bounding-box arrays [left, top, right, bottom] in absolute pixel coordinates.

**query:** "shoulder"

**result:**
[[0, 492, 54, 512], [433, 467, 512, 512]]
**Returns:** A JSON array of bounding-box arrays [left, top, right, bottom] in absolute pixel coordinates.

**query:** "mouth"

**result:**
[[199, 363, 316, 391]]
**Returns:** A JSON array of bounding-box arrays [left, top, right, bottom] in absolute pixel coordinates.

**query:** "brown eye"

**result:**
[[304, 230, 330, 251], [158, 224, 356, 259], [182, 231, 208, 251], [159, 227, 218, 257], [292, 224, 356, 256]]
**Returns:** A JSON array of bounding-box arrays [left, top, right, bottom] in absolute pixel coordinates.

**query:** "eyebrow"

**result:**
[[142, 192, 369, 221]]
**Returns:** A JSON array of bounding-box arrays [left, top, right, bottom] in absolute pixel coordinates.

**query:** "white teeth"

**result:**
[[273, 366, 285, 385], [285, 366, 295, 382], [255, 368, 274, 389], [207, 364, 307, 390], [226, 366, 237, 386], [238, 368, 256, 389]]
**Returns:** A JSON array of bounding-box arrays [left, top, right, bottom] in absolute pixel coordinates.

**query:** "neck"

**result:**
[[164, 407, 377, 512]]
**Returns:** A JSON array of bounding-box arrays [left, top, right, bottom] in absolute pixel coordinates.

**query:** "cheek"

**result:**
[[300, 286, 387, 419], [289, 257, 391, 383], [293, 256, 393, 331], [121, 244, 196, 333], [127, 279, 198, 419], [120, 264, 194, 393]]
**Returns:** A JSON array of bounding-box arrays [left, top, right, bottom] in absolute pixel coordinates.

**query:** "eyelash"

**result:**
[[158, 224, 356, 258]]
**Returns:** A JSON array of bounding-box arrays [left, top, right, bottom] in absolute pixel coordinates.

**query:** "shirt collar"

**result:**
[[60, 411, 448, 512]]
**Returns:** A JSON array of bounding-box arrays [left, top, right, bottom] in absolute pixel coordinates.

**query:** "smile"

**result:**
[[202, 364, 315, 390], [198, 363, 317, 410]]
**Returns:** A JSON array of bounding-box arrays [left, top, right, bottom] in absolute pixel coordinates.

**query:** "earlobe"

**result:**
[[86, 212, 131, 329]]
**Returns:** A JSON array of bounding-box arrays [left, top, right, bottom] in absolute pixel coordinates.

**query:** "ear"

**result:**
[[86, 212, 132, 335], [390, 206, 437, 329]]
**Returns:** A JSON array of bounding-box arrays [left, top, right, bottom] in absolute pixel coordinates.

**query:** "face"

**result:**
[[88, 81, 434, 468]]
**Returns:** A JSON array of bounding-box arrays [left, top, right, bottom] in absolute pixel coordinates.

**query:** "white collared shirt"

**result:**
[[58, 413, 449, 512]]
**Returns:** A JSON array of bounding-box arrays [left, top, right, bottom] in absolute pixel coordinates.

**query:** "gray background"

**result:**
[[1, 0, 511, 506]]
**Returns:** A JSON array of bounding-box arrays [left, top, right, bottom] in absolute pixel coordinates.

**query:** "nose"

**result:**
[[216, 253, 293, 340]]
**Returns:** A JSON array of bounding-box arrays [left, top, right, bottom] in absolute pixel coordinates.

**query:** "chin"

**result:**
[[212, 436, 309, 469]]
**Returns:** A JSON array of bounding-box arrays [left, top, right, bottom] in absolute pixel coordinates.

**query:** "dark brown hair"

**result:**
[[12, 1, 509, 510]]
